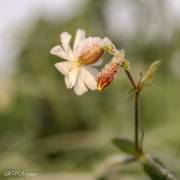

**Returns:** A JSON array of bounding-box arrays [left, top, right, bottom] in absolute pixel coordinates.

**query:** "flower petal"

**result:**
[[91, 59, 103, 67], [50, 45, 69, 60], [60, 32, 72, 54], [74, 76, 88, 95], [54, 62, 72, 75], [85, 66, 99, 76], [81, 67, 98, 90], [64, 68, 79, 89], [73, 29, 86, 52]]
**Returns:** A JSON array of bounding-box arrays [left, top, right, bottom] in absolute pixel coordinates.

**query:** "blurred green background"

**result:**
[[0, 0, 180, 179]]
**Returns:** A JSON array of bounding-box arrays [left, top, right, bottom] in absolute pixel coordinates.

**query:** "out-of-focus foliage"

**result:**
[[0, 0, 180, 179]]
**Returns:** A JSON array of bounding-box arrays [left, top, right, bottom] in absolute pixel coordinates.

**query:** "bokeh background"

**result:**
[[0, 0, 180, 179]]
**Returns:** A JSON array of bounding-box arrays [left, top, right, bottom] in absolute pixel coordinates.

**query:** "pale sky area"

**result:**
[[1, 0, 180, 76], [0, 0, 85, 76], [105, 0, 180, 42]]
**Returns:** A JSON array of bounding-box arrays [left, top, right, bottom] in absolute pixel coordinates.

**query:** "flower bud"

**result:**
[[76, 37, 104, 65], [97, 55, 124, 91]]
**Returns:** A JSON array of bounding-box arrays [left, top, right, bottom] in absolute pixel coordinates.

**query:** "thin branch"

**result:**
[[124, 69, 137, 90], [124, 69, 141, 152]]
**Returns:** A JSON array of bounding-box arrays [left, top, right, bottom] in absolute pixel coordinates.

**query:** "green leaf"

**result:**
[[141, 60, 161, 86], [112, 137, 136, 155], [141, 154, 177, 180]]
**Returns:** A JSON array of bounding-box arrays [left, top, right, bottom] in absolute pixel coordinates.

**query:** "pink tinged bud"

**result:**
[[97, 63, 119, 91], [76, 37, 104, 65], [97, 55, 124, 91]]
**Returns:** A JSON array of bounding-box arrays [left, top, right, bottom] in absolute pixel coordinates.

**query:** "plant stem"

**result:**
[[135, 91, 140, 152], [123, 64, 178, 179], [124, 69, 141, 152], [124, 70, 137, 90]]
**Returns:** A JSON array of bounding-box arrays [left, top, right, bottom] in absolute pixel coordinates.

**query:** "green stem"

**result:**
[[124, 69, 141, 152], [142, 154, 178, 180], [123, 65, 178, 179], [124, 70, 137, 90], [135, 91, 140, 152]]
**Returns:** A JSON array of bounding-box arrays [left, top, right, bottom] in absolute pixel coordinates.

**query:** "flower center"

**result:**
[[73, 60, 81, 68]]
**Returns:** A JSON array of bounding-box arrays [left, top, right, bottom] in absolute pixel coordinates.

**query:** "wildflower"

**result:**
[[97, 53, 125, 91], [50, 29, 110, 95]]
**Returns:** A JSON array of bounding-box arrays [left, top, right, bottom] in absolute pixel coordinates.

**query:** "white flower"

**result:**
[[50, 29, 107, 95]]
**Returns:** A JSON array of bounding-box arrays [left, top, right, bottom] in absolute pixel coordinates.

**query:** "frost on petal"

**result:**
[[50, 45, 69, 60], [64, 68, 79, 89], [74, 76, 88, 95], [54, 62, 72, 75], [81, 67, 98, 90], [73, 29, 86, 52]]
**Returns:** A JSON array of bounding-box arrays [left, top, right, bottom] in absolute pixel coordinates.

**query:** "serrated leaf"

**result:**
[[112, 137, 136, 155], [142, 60, 161, 85]]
